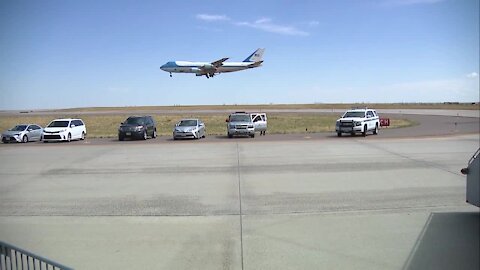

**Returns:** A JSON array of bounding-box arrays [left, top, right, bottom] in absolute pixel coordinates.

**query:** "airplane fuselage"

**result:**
[[160, 48, 265, 78], [160, 61, 258, 75]]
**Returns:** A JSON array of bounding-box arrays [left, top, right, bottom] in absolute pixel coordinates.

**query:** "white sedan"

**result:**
[[1, 124, 43, 143]]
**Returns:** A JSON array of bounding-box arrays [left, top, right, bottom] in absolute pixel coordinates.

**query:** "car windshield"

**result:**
[[343, 112, 365, 118], [9, 125, 27, 131], [230, 115, 251, 122], [178, 120, 197, 126], [125, 117, 145, 125], [48, 121, 70, 127]]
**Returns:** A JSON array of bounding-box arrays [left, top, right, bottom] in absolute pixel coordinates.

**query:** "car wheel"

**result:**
[[81, 132, 85, 140], [119, 135, 124, 141], [22, 135, 28, 143], [152, 129, 157, 139], [228, 133, 233, 138], [67, 133, 71, 142], [362, 125, 367, 137], [373, 124, 378, 135], [250, 133, 255, 138], [337, 132, 342, 137], [143, 130, 147, 140]]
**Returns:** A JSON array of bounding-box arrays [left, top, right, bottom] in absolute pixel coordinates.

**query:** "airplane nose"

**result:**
[[160, 62, 175, 72]]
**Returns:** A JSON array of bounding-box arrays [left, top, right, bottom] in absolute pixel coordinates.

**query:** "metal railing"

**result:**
[[468, 148, 480, 166], [0, 241, 73, 270]]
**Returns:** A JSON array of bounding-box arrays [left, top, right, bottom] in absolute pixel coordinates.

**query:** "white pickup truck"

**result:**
[[335, 108, 380, 137]]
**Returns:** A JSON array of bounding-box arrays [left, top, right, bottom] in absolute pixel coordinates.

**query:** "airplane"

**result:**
[[160, 48, 265, 78]]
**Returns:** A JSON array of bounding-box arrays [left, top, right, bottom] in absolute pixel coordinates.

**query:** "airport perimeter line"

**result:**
[[1, 132, 478, 148], [0, 204, 471, 218], [3, 108, 477, 117]]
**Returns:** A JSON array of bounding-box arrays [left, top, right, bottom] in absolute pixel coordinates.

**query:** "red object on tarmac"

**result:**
[[380, 118, 390, 127]]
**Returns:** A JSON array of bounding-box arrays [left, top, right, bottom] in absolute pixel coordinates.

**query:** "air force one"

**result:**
[[160, 48, 265, 78]]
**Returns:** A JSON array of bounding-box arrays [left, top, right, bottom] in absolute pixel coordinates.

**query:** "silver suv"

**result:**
[[227, 112, 255, 138], [335, 108, 380, 137]]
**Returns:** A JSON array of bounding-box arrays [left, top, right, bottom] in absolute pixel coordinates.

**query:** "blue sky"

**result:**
[[0, 0, 478, 110]]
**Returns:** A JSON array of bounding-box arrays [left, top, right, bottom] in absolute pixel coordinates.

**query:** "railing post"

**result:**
[[0, 242, 73, 270], [0, 244, 4, 270]]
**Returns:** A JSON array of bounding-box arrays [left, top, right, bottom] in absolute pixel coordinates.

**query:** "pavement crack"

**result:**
[[236, 143, 245, 270], [357, 139, 463, 177]]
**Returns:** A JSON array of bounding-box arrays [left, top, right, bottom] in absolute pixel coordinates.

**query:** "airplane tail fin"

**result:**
[[243, 48, 265, 62]]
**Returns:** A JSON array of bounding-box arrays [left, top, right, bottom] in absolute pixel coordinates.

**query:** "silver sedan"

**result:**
[[173, 119, 206, 140], [1, 124, 43, 143]]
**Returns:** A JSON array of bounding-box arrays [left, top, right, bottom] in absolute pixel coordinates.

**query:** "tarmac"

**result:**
[[1, 122, 479, 269]]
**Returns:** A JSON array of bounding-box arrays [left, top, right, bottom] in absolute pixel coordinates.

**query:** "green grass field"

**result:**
[[0, 112, 415, 138], [2, 102, 472, 137]]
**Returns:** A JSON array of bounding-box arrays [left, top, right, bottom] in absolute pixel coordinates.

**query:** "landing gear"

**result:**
[[169, 73, 172, 77]]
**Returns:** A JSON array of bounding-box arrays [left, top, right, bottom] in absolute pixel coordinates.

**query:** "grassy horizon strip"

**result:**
[[46, 102, 480, 112], [0, 113, 415, 138]]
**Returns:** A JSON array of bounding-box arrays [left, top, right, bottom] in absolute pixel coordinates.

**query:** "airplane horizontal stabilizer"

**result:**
[[248, 61, 263, 67]]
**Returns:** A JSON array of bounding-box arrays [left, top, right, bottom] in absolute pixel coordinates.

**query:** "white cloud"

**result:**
[[235, 18, 309, 36], [382, 0, 444, 6], [466, 72, 479, 78], [195, 13, 310, 36], [254, 18, 271, 24], [196, 14, 230, 22]]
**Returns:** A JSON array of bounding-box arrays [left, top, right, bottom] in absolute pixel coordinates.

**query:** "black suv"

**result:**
[[118, 116, 157, 141]]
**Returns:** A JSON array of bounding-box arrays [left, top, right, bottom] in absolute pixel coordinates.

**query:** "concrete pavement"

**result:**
[[0, 134, 479, 269]]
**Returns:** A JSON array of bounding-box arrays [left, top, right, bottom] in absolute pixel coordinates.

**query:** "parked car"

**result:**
[[118, 116, 157, 141], [173, 119, 206, 140], [227, 112, 255, 138], [43, 119, 86, 142], [1, 124, 43, 143], [335, 108, 380, 137], [251, 113, 267, 135]]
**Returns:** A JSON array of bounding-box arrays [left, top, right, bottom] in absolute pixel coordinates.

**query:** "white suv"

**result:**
[[43, 118, 87, 142], [251, 113, 267, 135], [335, 109, 380, 137]]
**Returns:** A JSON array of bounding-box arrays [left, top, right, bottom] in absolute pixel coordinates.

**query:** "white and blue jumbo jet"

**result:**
[[160, 48, 264, 78]]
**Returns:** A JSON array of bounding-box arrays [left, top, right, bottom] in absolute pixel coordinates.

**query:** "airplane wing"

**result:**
[[211, 58, 229, 67]]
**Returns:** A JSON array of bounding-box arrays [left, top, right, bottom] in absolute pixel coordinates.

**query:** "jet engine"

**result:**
[[202, 64, 214, 70]]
